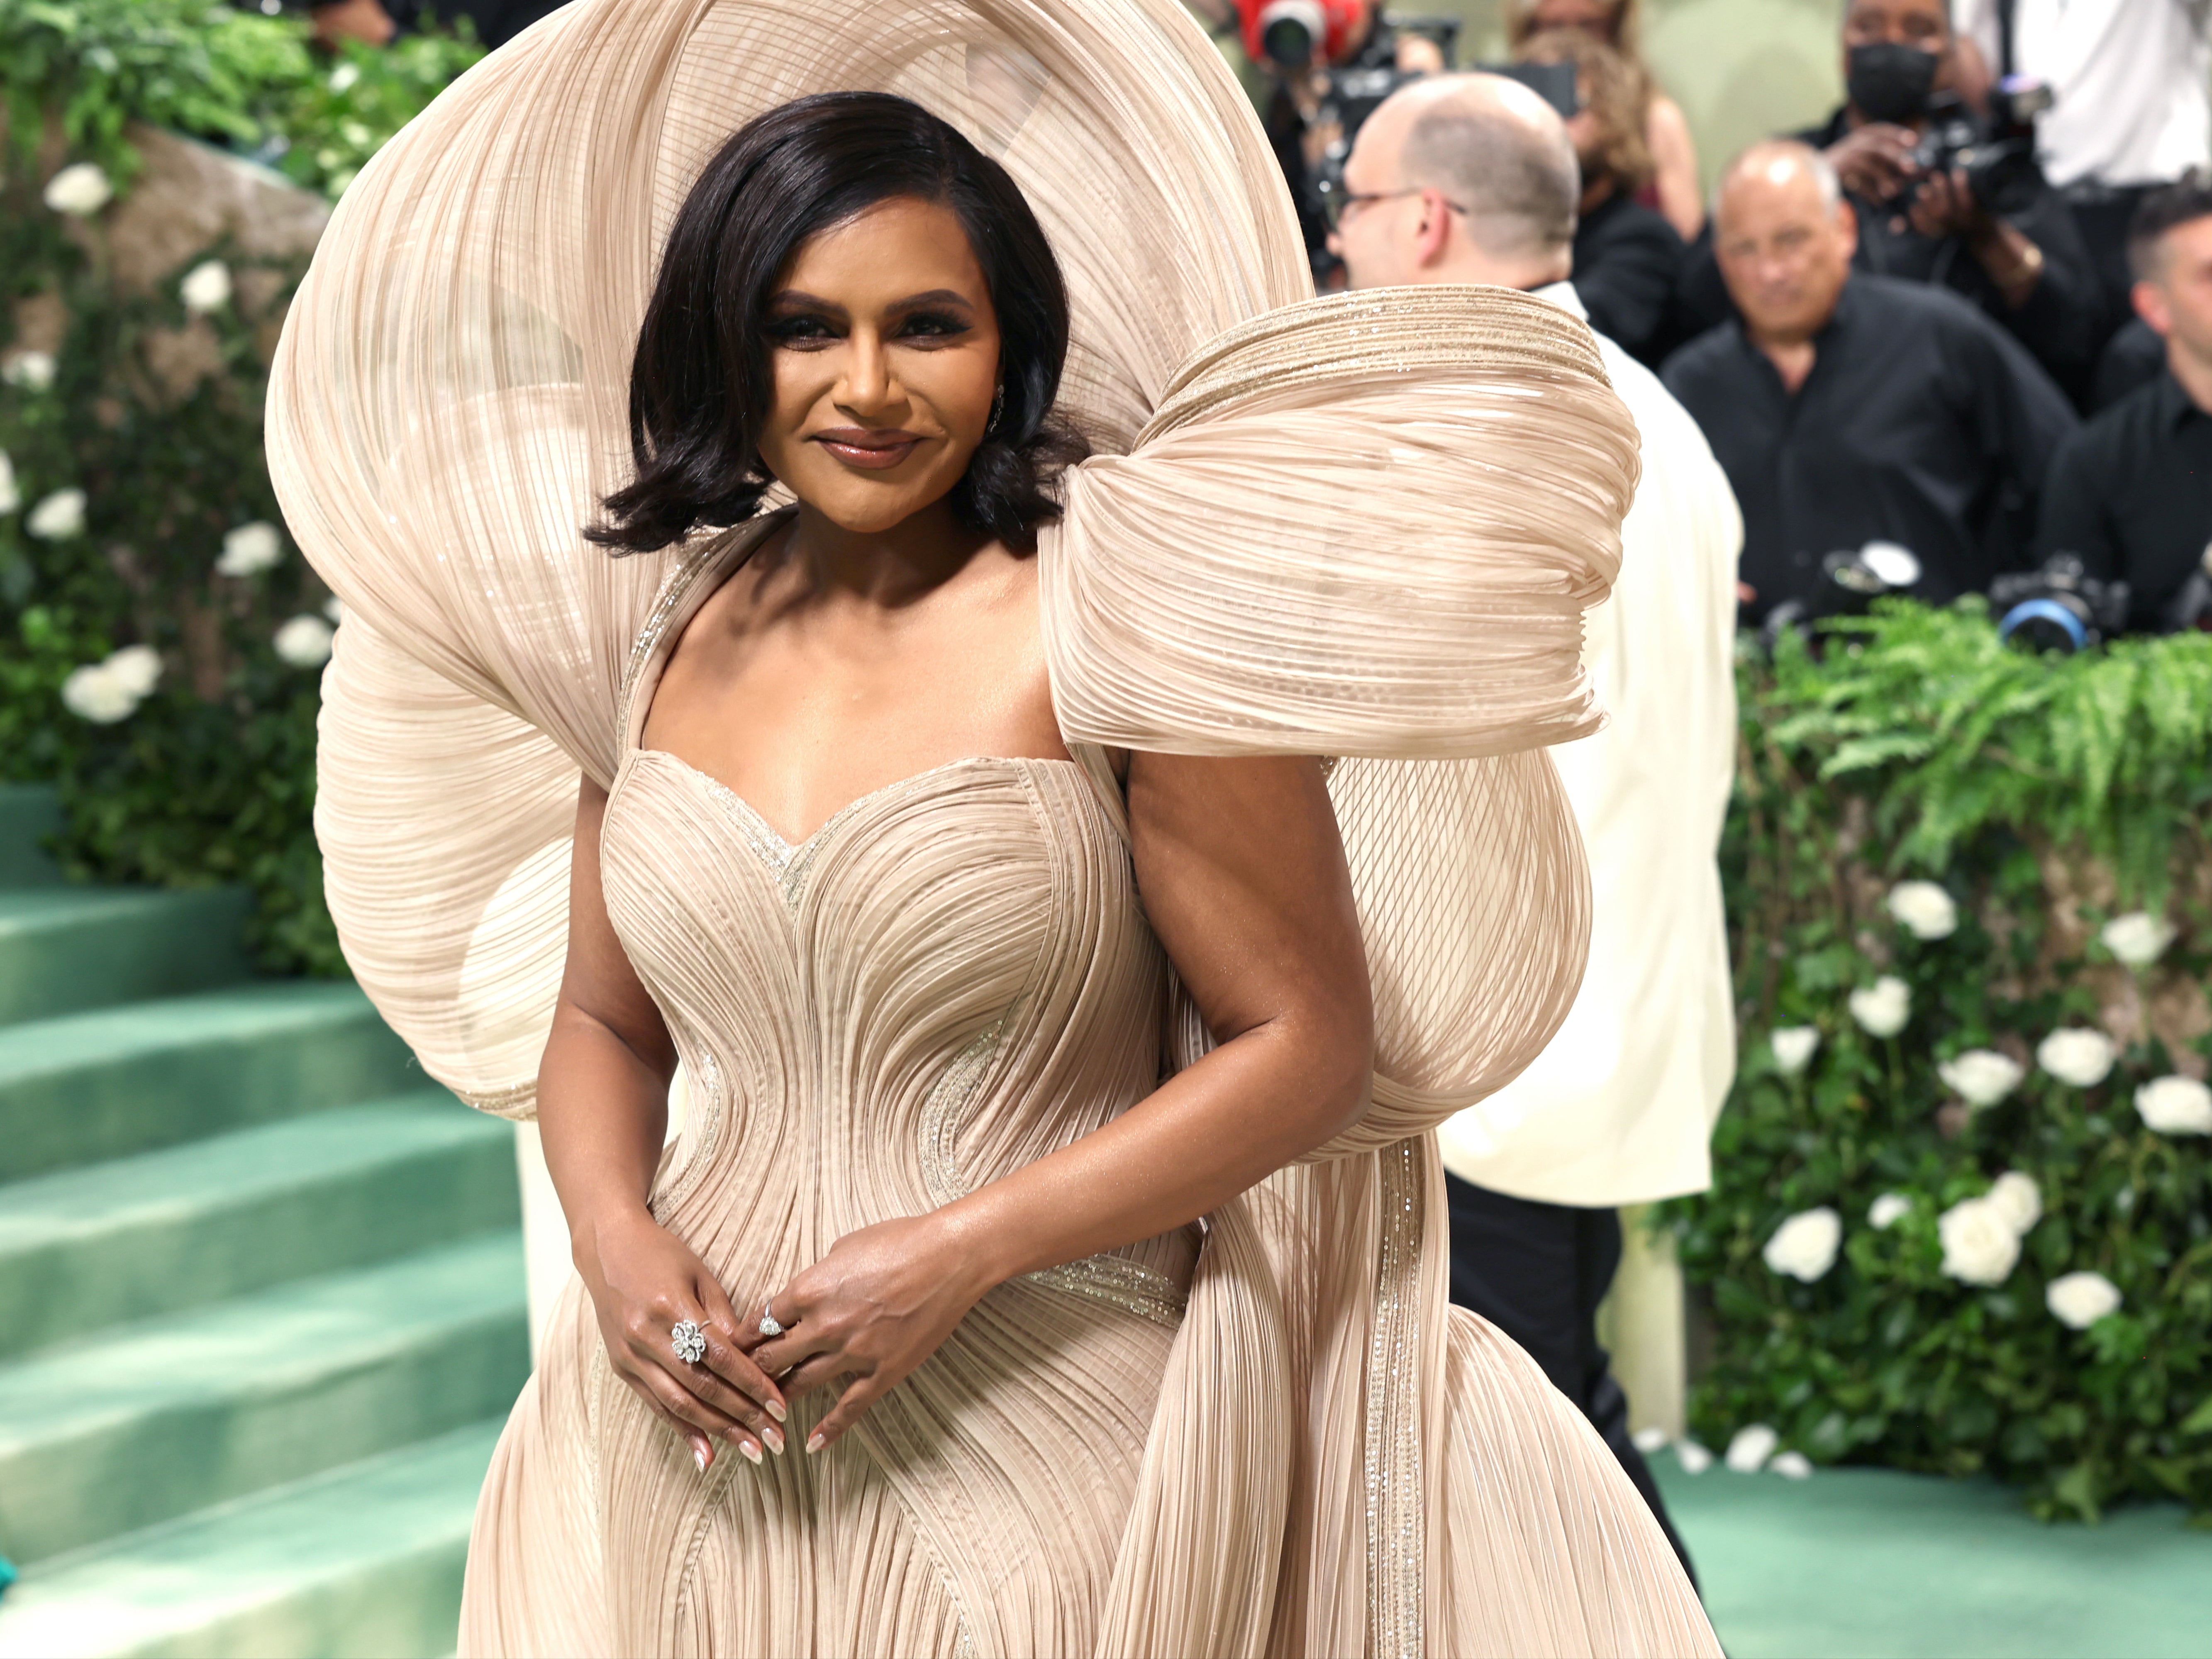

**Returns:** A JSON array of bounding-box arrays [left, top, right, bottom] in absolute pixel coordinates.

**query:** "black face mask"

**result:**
[[1846, 41, 1940, 124]]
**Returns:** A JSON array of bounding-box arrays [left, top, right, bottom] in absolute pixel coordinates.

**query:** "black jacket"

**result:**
[[1572, 189, 1683, 366]]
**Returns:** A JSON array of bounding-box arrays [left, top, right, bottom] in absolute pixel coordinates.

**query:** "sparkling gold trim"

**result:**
[[1028, 1253, 1189, 1327], [452, 1079, 537, 1120], [1364, 1137, 1425, 1659]]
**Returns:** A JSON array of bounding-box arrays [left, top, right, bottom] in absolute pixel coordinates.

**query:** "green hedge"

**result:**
[[1664, 603, 2212, 1522], [0, 0, 478, 972]]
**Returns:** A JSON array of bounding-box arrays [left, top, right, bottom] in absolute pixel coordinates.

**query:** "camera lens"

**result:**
[[1256, 0, 1326, 65], [1263, 17, 1315, 62]]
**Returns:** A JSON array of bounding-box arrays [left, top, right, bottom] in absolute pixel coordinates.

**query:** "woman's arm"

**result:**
[[1646, 93, 1705, 242], [539, 777, 790, 1469], [751, 753, 1373, 1452]]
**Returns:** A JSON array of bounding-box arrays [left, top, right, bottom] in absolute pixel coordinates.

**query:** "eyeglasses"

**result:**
[[1317, 180, 1471, 231]]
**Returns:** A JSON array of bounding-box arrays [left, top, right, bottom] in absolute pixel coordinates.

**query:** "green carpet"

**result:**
[[1654, 1449, 2212, 1659]]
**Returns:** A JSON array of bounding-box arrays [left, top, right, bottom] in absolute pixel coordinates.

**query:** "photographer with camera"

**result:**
[[2033, 178, 2212, 634], [1234, 1, 1450, 281], [1663, 141, 2077, 625], [1801, 0, 2101, 396]]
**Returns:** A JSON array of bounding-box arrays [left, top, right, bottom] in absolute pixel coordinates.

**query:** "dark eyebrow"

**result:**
[[766, 288, 978, 314], [887, 289, 977, 312]]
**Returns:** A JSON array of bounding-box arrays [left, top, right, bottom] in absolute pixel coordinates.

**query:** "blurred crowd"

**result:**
[[1215, 0, 2212, 645], [274, 0, 2212, 644]]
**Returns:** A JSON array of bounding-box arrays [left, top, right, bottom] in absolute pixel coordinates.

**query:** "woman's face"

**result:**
[[754, 196, 1002, 534], [1530, 0, 1618, 41]]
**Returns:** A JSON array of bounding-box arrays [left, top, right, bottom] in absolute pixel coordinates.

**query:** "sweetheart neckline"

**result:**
[[633, 747, 1086, 857]]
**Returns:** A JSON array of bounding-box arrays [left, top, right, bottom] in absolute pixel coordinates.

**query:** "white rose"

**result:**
[[273, 613, 336, 668], [1887, 880, 1958, 940], [27, 488, 86, 540], [2100, 912, 2175, 967], [1725, 1424, 1778, 1472], [2037, 1028, 2116, 1088], [1868, 1193, 1911, 1230], [2, 351, 56, 391], [1938, 1195, 2022, 1286], [1771, 1450, 1814, 1480], [1849, 976, 1912, 1038], [60, 662, 137, 723], [1938, 1049, 2025, 1109], [1630, 1425, 1669, 1454], [217, 520, 285, 576], [100, 644, 161, 700], [329, 60, 362, 93], [323, 594, 346, 624], [43, 161, 114, 216], [2135, 1075, 2212, 1135], [1771, 1026, 1820, 1075], [1987, 1171, 2041, 1236], [1762, 1206, 1842, 1282], [2045, 1271, 2122, 1330], [0, 450, 17, 515], [179, 259, 234, 315], [1674, 1440, 1714, 1474]]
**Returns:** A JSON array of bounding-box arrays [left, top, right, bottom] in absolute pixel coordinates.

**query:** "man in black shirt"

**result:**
[[2036, 181, 2212, 632], [1656, 0, 2100, 398], [1663, 141, 2076, 625]]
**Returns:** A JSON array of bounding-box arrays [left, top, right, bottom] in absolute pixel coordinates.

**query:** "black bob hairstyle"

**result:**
[[590, 91, 1088, 555]]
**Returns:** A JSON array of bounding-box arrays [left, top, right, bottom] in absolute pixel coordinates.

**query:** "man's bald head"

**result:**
[[1394, 74, 1580, 260], [1336, 72, 1580, 289], [1712, 140, 1856, 343]]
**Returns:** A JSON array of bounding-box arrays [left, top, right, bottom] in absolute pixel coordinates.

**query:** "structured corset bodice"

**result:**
[[598, 554, 1197, 1330]]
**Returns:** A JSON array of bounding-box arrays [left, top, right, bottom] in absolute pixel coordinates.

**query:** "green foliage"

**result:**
[[1665, 603, 2212, 1522], [0, 0, 479, 196], [1, 3, 478, 972]]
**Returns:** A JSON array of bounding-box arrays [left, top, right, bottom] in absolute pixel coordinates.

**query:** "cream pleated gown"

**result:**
[[267, 0, 1724, 1653]]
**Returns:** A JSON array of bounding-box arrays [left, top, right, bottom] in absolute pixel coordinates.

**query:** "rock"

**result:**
[[98, 124, 328, 292]]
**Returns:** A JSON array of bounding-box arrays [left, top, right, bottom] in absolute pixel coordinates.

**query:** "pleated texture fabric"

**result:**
[[266, 0, 1719, 1652]]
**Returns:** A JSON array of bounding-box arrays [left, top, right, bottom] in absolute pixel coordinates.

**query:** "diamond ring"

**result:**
[[670, 1319, 706, 1364], [757, 1305, 785, 1339]]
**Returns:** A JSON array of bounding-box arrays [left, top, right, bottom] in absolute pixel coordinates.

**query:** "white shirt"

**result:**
[[1953, 0, 2212, 187], [1435, 283, 1741, 1208]]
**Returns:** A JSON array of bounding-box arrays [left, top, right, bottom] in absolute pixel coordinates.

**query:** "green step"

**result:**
[[0, 786, 63, 888], [0, 886, 252, 1026], [0, 1419, 501, 1659], [0, 1233, 527, 1566], [0, 983, 416, 1183], [0, 1095, 518, 1361]]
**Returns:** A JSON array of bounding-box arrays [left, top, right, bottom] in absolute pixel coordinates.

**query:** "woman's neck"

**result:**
[[780, 498, 994, 610]]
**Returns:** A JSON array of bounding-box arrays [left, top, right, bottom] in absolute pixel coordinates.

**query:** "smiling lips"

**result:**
[[812, 427, 924, 470]]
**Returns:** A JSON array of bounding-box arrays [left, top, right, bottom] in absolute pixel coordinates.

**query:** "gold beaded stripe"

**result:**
[[1365, 1137, 1427, 1659], [1138, 286, 1613, 446]]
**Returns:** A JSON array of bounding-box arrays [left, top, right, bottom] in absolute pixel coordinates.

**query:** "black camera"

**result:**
[[1991, 554, 2129, 652], [1756, 541, 1924, 653], [1912, 78, 2054, 218]]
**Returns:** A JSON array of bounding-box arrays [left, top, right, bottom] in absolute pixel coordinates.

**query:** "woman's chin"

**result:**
[[793, 481, 958, 537]]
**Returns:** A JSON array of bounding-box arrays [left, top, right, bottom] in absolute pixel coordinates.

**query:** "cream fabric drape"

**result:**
[[268, 1, 1719, 1652]]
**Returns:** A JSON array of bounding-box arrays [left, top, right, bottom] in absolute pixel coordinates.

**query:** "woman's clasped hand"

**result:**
[[581, 1203, 1008, 1469], [575, 1207, 790, 1470]]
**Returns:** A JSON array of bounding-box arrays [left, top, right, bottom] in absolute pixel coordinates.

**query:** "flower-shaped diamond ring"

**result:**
[[758, 1306, 785, 1339], [670, 1319, 706, 1365]]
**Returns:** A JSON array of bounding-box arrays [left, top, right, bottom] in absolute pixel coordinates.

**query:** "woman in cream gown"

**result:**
[[268, 1, 1724, 1654]]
